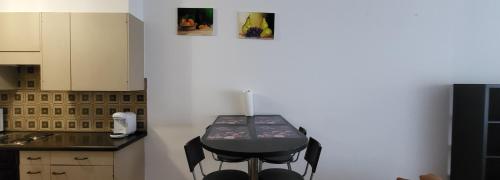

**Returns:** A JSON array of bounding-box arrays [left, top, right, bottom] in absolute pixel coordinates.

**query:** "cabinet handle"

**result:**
[[27, 157, 41, 160], [52, 172, 66, 175], [74, 157, 88, 160], [27, 171, 41, 175]]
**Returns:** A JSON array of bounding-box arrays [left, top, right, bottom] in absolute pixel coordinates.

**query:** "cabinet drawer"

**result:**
[[20, 151, 51, 165], [20, 165, 50, 180], [51, 165, 113, 180], [51, 151, 113, 166]]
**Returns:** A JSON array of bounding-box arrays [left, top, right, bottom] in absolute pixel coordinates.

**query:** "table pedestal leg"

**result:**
[[248, 158, 259, 180]]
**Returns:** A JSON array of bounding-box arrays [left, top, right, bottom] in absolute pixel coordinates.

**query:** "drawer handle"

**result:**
[[52, 172, 66, 175], [27, 157, 41, 160], [74, 157, 88, 160], [27, 171, 41, 175]]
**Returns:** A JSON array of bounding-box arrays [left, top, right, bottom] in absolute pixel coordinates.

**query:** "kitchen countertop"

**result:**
[[0, 131, 147, 151]]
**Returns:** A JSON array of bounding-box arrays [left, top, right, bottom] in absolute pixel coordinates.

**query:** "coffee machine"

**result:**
[[110, 112, 137, 138]]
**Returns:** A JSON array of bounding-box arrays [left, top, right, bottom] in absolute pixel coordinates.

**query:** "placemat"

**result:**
[[254, 116, 286, 125], [207, 126, 251, 140], [256, 125, 300, 139], [214, 116, 247, 125]]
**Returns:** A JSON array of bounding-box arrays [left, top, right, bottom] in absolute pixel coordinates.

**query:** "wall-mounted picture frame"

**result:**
[[177, 8, 214, 36], [238, 12, 275, 40]]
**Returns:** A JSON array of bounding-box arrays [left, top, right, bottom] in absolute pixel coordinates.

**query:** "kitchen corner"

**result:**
[[0, 11, 147, 180]]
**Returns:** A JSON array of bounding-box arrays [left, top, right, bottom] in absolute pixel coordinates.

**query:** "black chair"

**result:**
[[260, 127, 307, 170], [258, 137, 322, 180], [184, 136, 249, 180], [206, 125, 248, 170]]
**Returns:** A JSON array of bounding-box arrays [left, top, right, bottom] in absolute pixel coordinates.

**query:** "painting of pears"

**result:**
[[238, 12, 275, 40]]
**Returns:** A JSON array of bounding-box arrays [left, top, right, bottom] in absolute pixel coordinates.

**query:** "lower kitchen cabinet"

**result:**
[[19, 139, 144, 180], [19, 165, 50, 180], [0, 167, 19, 180], [50, 151, 113, 166], [50, 166, 113, 180], [0, 149, 19, 180]]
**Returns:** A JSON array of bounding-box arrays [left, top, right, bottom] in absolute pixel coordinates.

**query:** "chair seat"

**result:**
[[261, 155, 293, 164], [217, 154, 247, 162], [259, 168, 304, 180], [204, 170, 248, 180]]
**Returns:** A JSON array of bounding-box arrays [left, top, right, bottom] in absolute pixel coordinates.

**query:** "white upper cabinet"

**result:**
[[70, 13, 144, 91], [0, 12, 144, 91], [41, 13, 71, 91], [0, 13, 42, 65], [0, 13, 41, 52]]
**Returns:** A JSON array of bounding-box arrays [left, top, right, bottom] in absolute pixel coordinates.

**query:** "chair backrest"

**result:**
[[184, 136, 205, 172], [299, 127, 307, 136], [397, 177, 409, 180], [304, 137, 322, 173], [420, 174, 442, 180]]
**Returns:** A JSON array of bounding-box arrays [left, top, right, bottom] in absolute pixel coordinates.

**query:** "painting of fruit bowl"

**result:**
[[238, 12, 275, 40], [178, 8, 214, 36]]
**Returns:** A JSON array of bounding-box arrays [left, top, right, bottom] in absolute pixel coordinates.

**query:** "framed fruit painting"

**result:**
[[238, 12, 275, 40], [177, 8, 214, 36]]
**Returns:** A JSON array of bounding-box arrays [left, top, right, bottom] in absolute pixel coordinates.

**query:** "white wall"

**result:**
[[144, 0, 460, 179], [452, 0, 500, 83], [129, 0, 143, 20], [0, 0, 128, 12]]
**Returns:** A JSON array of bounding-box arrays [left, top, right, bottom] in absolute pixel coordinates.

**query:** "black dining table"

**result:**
[[201, 115, 308, 180]]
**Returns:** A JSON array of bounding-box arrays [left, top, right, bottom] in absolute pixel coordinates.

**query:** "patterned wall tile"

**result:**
[[40, 105, 50, 117], [53, 119, 65, 131], [40, 118, 51, 130], [67, 93, 78, 104], [80, 120, 92, 131], [26, 118, 37, 130], [94, 93, 105, 104], [13, 92, 24, 105], [14, 118, 24, 130], [0, 66, 147, 132], [135, 92, 146, 104], [80, 93, 92, 104], [13, 106, 24, 116], [53, 92, 64, 104], [40, 92, 51, 103], [67, 119, 78, 131], [107, 93, 119, 104], [0, 92, 12, 103]]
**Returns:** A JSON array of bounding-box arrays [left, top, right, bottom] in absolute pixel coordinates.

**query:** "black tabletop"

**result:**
[[201, 115, 308, 158], [0, 131, 147, 151]]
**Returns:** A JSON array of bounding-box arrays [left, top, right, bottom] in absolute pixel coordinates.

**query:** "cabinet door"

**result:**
[[20, 151, 51, 165], [50, 166, 113, 180], [41, 13, 71, 91], [0, 166, 19, 180], [70, 13, 129, 91], [50, 151, 113, 166], [0, 149, 19, 166], [20, 165, 50, 180], [0, 150, 19, 180], [0, 13, 41, 52]]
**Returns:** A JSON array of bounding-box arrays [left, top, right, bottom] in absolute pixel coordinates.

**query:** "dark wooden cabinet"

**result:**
[[451, 84, 500, 180], [0, 149, 19, 180]]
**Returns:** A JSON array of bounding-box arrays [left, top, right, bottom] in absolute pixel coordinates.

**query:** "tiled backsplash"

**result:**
[[0, 66, 147, 132]]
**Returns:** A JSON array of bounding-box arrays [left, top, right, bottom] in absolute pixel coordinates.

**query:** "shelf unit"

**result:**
[[451, 84, 500, 180]]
